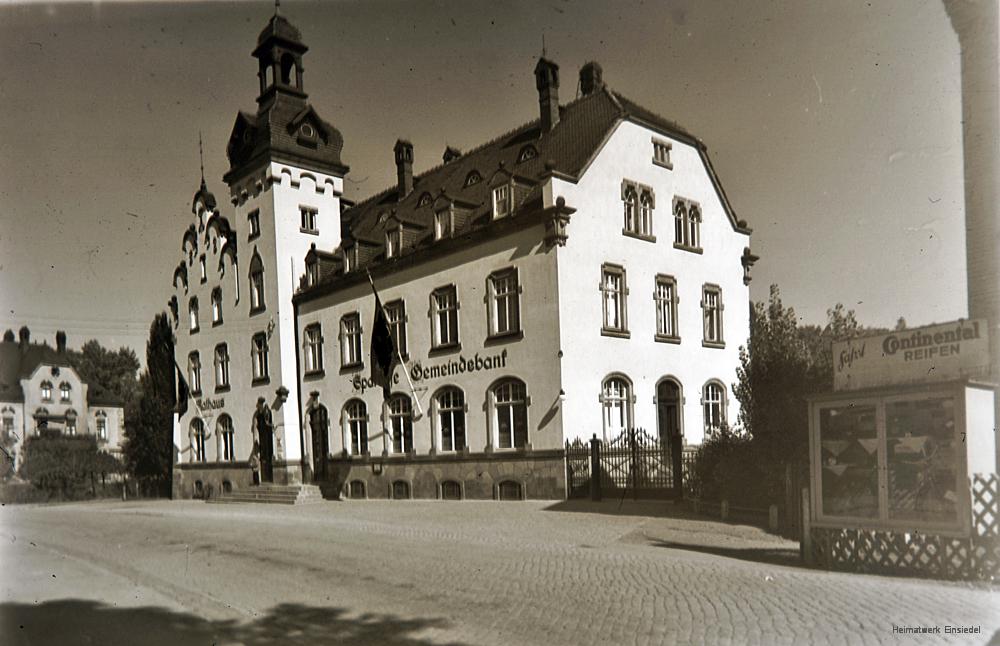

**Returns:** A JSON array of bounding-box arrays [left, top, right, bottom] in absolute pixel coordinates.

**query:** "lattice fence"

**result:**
[[811, 473, 1000, 581]]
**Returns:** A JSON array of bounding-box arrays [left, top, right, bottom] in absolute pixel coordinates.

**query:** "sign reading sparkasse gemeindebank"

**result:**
[[832, 319, 990, 391]]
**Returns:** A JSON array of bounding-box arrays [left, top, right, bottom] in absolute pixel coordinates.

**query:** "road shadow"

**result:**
[[645, 538, 803, 569], [1, 599, 469, 646], [545, 498, 696, 519]]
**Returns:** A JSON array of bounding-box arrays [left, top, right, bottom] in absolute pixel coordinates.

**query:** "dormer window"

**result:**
[[386, 227, 402, 259], [435, 210, 453, 240], [306, 259, 320, 287], [517, 145, 538, 163], [300, 123, 315, 138], [464, 171, 482, 188], [418, 192, 432, 207], [492, 184, 512, 219], [300, 206, 318, 234]]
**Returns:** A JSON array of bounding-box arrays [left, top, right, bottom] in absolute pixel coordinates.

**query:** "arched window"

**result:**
[[441, 480, 462, 500], [688, 205, 701, 249], [65, 409, 77, 435], [95, 410, 108, 441], [189, 296, 199, 332], [344, 399, 368, 455], [601, 375, 633, 440], [40, 381, 52, 402], [435, 387, 465, 452], [188, 352, 202, 395], [639, 191, 653, 236], [387, 394, 413, 453], [491, 378, 528, 449], [517, 145, 538, 163], [218, 414, 235, 462], [623, 186, 637, 232], [59, 382, 71, 402], [214, 344, 230, 389], [280, 53, 295, 85], [703, 381, 726, 435], [464, 170, 482, 187], [191, 418, 206, 462], [211, 287, 223, 325], [673, 200, 686, 243], [392, 480, 411, 499], [349, 480, 367, 499], [249, 251, 265, 312]]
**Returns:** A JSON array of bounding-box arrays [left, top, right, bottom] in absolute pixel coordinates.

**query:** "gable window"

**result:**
[[300, 206, 318, 234], [492, 184, 511, 219], [214, 344, 230, 389], [305, 259, 320, 287], [191, 418, 205, 462], [600, 264, 629, 337], [431, 285, 459, 348], [248, 209, 261, 240], [702, 284, 724, 347], [622, 180, 654, 239], [434, 210, 452, 240], [436, 387, 466, 452], [492, 378, 528, 449], [199, 255, 207, 283], [40, 381, 52, 402], [251, 333, 269, 382], [385, 300, 407, 358], [652, 138, 673, 169], [219, 415, 235, 461], [340, 313, 362, 368], [623, 184, 637, 233], [59, 382, 71, 402], [385, 227, 402, 259], [345, 400, 369, 455], [654, 275, 680, 342], [189, 297, 200, 332], [388, 394, 414, 453], [249, 253, 265, 313], [674, 198, 702, 252], [304, 324, 324, 374], [211, 288, 223, 325], [95, 412, 108, 442], [188, 352, 202, 395], [488, 268, 520, 337], [601, 375, 633, 441], [703, 381, 726, 435]]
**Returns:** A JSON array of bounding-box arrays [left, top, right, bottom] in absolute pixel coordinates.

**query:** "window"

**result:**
[[418, 192, 432, 207], [434, 210, 452, 240], [388, 395, 414, 453], [189, 297, 199, 332], [96, 412, 108, 441], [654, 275, 679, 341], [623, 185, 637, 232], [65, 410, 77, 435], [431, 286, 459, 348], [249, 253, 265, 313], [517, 145, 538, 163], [464, 170, 482, 187], [214, 344, 230, 389], [601, 376, 633, 440], [304, 324, 324, 373], [191, 418, 205, 462], [702, 285, 724, 346], [600, 264, 628, 336], [385, 227, 401, 259], [622, 181, 654, 239], [385, 300, 407, 358], [673, 198, 702, 251], [59, 382, 71, 402], [219, 415, 235, 462], [345, 400, 368, 455], [248, 209, 260, 239], [436, 387, 466, 452], [300, 206, 318, 233], [492, 378, 528, 449], [340, 314, 362, 368], [40, 381, 52, 401], [188, 352, 202, 394], [211, 288, 223, 325], [488, 269, 520, 337], [252, 333, 269, 381], [703, 382, 726, 435], [199, 255, 207, 283], [639, 192, 654, 237], [652, 138, 673, 169], [305, 260, 320, 287], [492, 184, 511, 218]]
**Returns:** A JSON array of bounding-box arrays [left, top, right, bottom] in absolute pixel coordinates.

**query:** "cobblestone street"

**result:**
[[2, 499, 998, 645]]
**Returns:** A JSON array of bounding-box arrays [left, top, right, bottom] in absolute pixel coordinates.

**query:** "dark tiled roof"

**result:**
[[256, 13, 304, 48], [0, 341, 123, 407]]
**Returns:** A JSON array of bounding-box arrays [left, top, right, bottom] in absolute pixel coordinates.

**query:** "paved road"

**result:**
[[1, 499, 997, 645]]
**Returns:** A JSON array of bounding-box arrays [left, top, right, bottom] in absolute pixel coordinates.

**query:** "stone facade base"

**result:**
[[173, 461, 303, 499], [320, 449, 567, 501]]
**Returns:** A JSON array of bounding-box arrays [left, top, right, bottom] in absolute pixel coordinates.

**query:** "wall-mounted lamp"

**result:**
[[558, 389, 567, 403]]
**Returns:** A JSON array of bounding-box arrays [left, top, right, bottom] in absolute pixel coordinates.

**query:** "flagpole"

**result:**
[[367, 270, 425, 420]]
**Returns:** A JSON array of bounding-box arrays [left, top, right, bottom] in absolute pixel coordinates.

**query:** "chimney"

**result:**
[[18, 326, 29, 352], [442, 146, 462, 164], [56, 331, 67, 354], [580, 61, 604, 96], [534, 57, 560, 132], [393, 139, 414, 198], [2, 329, 13, 343]]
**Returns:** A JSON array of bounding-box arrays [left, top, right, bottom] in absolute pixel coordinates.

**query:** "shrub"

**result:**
[[18, 430, 104, 500]]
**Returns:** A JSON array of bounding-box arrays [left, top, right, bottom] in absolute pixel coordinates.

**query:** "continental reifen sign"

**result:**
[[832, 319, 990, 391]]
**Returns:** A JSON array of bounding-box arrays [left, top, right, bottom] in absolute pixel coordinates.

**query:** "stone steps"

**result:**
[[206, 484, 326, 505]]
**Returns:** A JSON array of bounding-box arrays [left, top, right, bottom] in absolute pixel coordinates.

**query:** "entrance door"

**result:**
[[258, 422, 274, 483], [656, 380, 684, 492], [310, 406, 329, 481]]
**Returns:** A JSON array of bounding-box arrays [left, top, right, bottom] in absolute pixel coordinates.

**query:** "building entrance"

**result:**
[[309, 405, 329, 480], [656, 379, 684, 491], [254, 404, 275, 483]]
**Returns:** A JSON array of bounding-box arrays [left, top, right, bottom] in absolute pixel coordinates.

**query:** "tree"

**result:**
[[19, 430, 101, 499], [123, 313, 176, 496], [66, 341, 140, 407]]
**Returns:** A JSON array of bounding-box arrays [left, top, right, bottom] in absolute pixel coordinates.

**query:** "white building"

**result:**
[[170, 8, 756, 500]]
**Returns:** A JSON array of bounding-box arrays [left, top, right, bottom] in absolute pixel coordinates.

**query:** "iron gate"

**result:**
[[565, 428, 684, 500]]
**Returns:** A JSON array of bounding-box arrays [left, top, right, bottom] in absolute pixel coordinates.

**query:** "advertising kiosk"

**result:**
[[807, 319, 999, 579]]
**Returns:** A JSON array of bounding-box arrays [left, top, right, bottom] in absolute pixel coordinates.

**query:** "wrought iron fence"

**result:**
[[565, 428, 689, 500]]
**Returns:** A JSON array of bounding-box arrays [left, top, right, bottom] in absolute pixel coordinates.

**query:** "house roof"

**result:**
[[0, 340, 123, 407], [297, 83, 749, 301]]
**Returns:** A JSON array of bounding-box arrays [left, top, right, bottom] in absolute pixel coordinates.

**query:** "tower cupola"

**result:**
[[252, 3, 309, 109]]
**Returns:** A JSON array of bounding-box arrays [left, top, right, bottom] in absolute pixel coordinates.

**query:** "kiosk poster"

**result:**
[[832, 319, 990, 391]]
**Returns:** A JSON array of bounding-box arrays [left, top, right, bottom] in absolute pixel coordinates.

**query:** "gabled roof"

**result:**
[[0, 340, 124, 407]]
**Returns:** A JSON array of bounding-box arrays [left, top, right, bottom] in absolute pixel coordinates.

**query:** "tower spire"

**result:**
[[274, 0, 280, 16], [198, 131, 205, 186], [542, 33, 546, 58]]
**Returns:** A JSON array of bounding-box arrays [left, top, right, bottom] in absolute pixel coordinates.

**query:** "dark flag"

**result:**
[[369, 279, 397, 399], [174, 361, 190, 416]]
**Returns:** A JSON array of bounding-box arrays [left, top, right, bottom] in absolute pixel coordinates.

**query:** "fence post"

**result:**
[[801, 487, 813, 565], [590, 434, 601, 501], [768, 504, 779, 533], [720, 499, 729, 521]]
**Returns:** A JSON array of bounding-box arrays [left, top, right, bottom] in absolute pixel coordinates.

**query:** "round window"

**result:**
[[301, 123, 315, 137]]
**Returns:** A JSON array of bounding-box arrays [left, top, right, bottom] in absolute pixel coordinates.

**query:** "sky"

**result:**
[[0, 0, 966, 363]]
